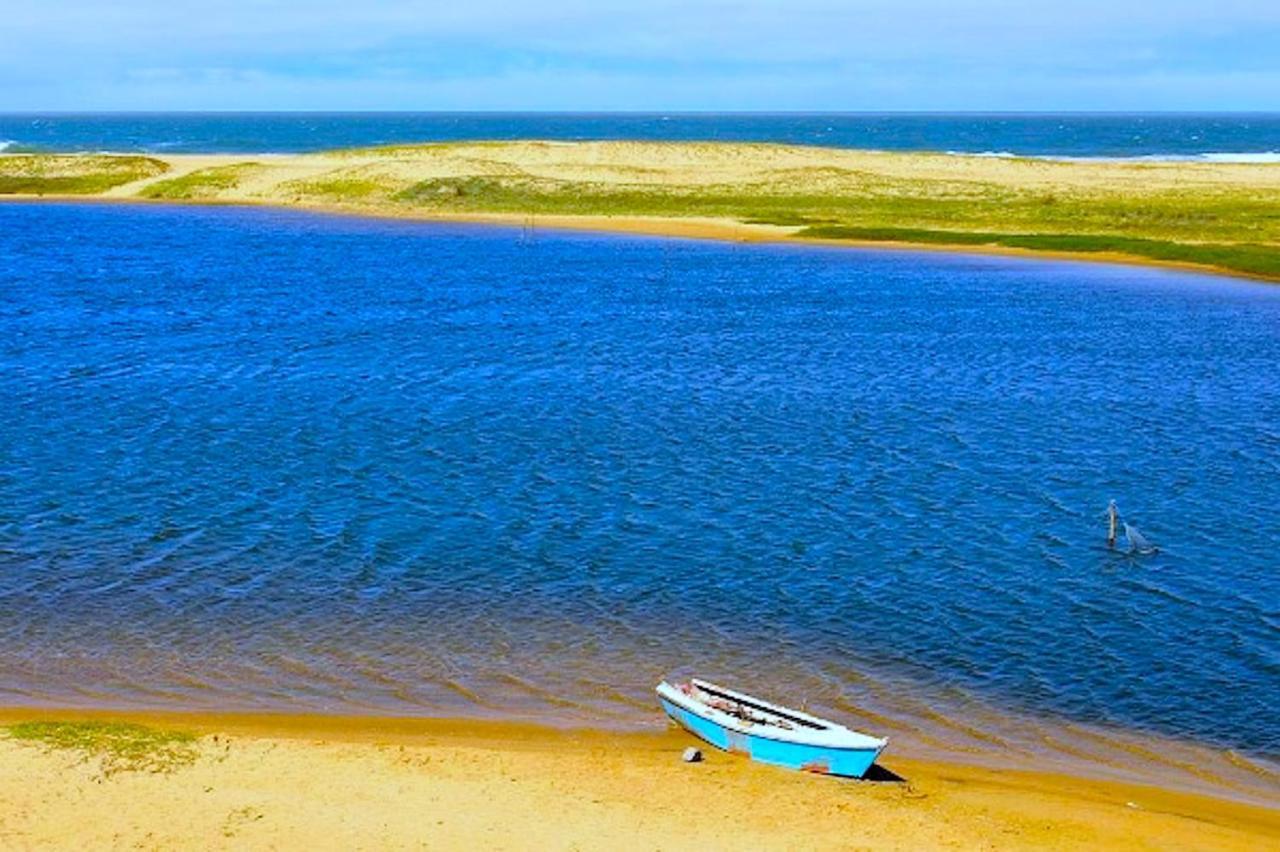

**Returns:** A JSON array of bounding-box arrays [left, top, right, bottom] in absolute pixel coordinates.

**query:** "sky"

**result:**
[[2, 1, 1279, 111]]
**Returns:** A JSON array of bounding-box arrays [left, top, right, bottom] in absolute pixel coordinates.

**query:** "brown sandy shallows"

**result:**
[[3, 141, 1280, 281], [0, 710, 1277, 850]]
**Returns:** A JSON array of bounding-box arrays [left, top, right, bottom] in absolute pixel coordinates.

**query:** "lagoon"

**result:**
[[1, 202, 1277, 789]]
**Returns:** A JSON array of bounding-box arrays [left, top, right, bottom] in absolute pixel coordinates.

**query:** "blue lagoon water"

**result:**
[[2, 112, 1279, 158], [1, 203, 1278, 792]]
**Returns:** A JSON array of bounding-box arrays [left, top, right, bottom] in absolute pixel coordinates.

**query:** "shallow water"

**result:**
[[2, 112, 1278, 158], [1, 203, 1278, 796]]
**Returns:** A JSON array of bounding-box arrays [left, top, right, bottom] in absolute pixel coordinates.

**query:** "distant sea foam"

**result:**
[[952, 149, 1280, 163], [1197, 152, 1280, 163]]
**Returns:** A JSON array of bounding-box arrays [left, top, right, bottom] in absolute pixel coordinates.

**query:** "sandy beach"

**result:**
[[1, 708, 1276, 850]]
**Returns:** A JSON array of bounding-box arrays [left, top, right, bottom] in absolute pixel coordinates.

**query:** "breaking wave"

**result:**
[[1197, 152, 1280, 163], [951, 149, 1280, 164]]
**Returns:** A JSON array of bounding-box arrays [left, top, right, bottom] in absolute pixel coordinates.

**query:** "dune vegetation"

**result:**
[[3, 141, 1278, 280], [4, 720, 198, 776], [0, 154, 167, 194], [139, 162, 263, 200]]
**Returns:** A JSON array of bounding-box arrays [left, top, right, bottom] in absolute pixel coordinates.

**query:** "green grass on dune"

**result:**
[[4, 721, 199, 776], [389, 174, 1280, 242], [0, 155, 167, 195], [797, 226, 1280, 279], [139, 163, 261, 199], [386, 175, 1280, 280], [392, 176, 694, 215], [281, 175, 391, 201]]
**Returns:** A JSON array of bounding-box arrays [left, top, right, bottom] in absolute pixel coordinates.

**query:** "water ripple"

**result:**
[[1, 203, 1278, 799]]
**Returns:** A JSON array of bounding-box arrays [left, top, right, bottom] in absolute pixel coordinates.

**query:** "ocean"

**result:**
[[1, 112, 1278, 159], [1, 202, 1277, 798]]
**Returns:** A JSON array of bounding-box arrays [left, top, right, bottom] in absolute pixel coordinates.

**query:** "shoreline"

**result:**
[[2, 702, 1277, 806], [3, 140, 1278, 284], [1, 706, 1276, 849], [4, 192, 1278, 288]]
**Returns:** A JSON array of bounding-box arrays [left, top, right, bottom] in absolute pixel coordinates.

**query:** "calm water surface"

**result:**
[[1, 203, 1278, 793]]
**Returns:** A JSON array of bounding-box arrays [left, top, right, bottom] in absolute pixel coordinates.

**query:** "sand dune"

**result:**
[[4, 141, 1278, 281]]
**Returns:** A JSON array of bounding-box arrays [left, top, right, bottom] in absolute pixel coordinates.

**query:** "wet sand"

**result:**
[[1, 708, 1276, 850]]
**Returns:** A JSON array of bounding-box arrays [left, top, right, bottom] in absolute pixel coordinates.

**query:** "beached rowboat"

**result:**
[[656, 679, 887, 778]]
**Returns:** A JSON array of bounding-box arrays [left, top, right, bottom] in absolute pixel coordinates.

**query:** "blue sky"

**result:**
[[3, 1, 1279, 111]]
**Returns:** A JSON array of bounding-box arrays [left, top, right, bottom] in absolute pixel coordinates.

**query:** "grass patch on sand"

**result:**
[[0, 155, 167, 194], [387, 176, 1280, 279], [139, 163, 260, 199], [391, 177, 843, 221], [282, 175, 390, 201], [797, 225, 1280, 279], [4, 721, 199, 776]]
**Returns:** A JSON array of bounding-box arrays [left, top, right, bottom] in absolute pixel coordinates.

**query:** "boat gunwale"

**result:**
[[657, 680, 887, 752], [690, 678, 833, 731]]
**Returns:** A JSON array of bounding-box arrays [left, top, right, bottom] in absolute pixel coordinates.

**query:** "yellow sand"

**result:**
[[97, 142, 1280, 196], [0, 709, 1276, 850]]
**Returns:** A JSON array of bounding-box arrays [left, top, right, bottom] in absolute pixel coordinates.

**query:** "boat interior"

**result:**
[[683, 681, 828, 731]]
